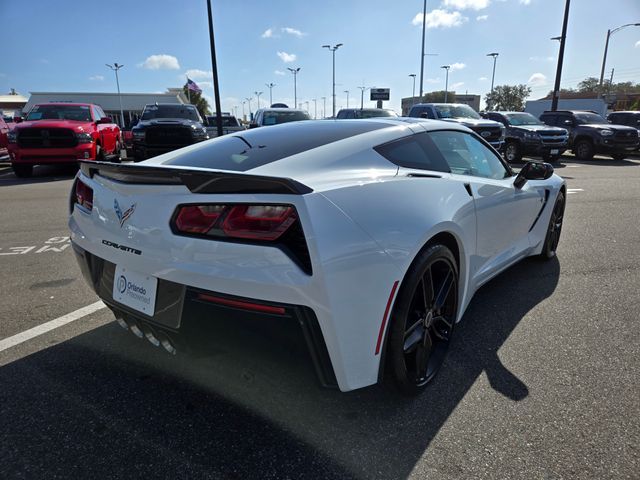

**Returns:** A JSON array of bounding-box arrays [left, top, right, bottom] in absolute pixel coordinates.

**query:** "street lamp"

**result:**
[[241, 100, 246, 120], [265, 82, 276, 106], [245, 97, 253, 120], [321, 96, 327, 118], [409, 74, 417, 107], [486, 52, 499, 110], [357, 85, 368, 109], [598, 22, 640, 96], [287, 67, 300, 107], [312, 98, 317, 119], [344, 90, 349, 109], [322, 43, 343, 118], [105, 63, 125, 127], [304, 101, 310, 111], [440, 65, 451, 103], [254, 91, 263, 109]]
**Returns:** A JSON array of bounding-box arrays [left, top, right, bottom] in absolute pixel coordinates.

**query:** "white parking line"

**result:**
[[567, 188, 583, 194], [0, 301, 106, 352]]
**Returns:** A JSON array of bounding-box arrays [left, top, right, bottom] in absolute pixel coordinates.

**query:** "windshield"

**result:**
[[261, 110, 310, 125], [575, 112, 607, 124], [26, 104, 92, 122], [434, 104, 481, 120], [141, 105, 200, 121], [505, 113, 542, 126], [206, 116, 239, 127]]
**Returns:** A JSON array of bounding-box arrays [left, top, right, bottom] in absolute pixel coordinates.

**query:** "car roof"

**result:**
[[255, 108, 307, 113], [609, 111, 640, 115], [35, 102, 92, 107], [542, 110, 599, 114]]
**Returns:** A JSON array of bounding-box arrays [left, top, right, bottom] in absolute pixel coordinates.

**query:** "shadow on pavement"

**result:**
[[0, 257, 560, 479], [0, 165, 78, 186]]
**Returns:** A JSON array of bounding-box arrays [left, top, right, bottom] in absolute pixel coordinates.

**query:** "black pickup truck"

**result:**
[[131, 104, 209, 160], [539, 110, 639, 161], [481, 111, 568, 163]]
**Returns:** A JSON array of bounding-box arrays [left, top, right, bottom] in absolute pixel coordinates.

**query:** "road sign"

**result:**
[[370, 88, 390, 101]]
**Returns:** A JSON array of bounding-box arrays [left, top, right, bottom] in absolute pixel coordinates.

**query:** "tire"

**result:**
[[386, 244, 458, 395], [573, 140, 594, 161], [504, 141, 522, 163], [111, 141, 122, 163], [12, 164, 33, 178], [612, 153, 626, 161], [540, 191, 565, 259], [95, 144, 105, 161]]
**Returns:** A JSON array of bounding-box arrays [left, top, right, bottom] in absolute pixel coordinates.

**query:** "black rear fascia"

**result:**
[[80, 161, 313, 195]]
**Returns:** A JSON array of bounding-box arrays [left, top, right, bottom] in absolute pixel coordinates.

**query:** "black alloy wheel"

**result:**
[[387, 245, 458, 394], [540, 191, 565, 259], [574, 140, 594, 161], [504, 141, 522, 163]]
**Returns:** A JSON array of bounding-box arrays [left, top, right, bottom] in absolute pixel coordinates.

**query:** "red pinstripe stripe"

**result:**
[[375, 280, 399, 355]]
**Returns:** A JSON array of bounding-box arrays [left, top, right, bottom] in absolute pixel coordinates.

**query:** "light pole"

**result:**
[[254, 91, 263, 109], [321, 96, 327, 118], [265, 82, 276, 106], [312, 98, 317, 119], [241, 100, 246, 120], [304, 101, 309, 111], [409, 74, 416, 107], [105, 63, 125, 127], [419, 0, 427, 97], [344, 90, 349, 108], [551, 0, 571, 111], [440, 65, 450, 103], [598, 23, 640, 97], [357, 85, 367, 109], [486, 52, 499, 110], [322, 43, 343, 118], [287, 67, 300, 107], [245, 97, 253, 121]]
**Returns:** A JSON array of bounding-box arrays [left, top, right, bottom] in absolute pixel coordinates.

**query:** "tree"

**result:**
[[484, 84, 531, 111], [577, 77, 600, 93], [182, 83, 211, 118]]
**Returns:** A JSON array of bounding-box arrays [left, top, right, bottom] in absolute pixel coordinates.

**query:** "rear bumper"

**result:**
[[8, 144, 96, 164], [72, 241, 338, 388]]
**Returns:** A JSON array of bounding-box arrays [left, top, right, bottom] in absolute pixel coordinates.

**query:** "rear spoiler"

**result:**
[[80, 161, 313, 195]]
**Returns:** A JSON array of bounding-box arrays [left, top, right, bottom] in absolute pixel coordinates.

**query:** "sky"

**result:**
[[1, 0, 639, 116]]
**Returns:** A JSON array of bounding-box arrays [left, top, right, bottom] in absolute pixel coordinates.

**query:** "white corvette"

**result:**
[[69, 118, 565, 394]]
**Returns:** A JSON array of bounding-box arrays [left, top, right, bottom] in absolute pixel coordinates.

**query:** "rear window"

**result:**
[[207, 116, 239, 127], [161, 121, 387, 171], [261, 110, 310, 125], [374, 132, 450, 172]]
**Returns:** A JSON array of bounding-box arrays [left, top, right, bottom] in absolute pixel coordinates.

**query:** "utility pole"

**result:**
[[265, 83, 275, 106], [206, 0, 223, 137], [344, 90, 349, 108], [409, 74, 416, 107], [598, 23, 640, 97], [607, 68, 615, 98], [487, 52, 499, 110], [287, 67, 300, 107], [105, 63, 125, 127], [322, 43, 343, 118], [419, 0, 427, 97], [254, 91, 263, 109], [441, 65, 450, 103], [551, 0, 571, 112]]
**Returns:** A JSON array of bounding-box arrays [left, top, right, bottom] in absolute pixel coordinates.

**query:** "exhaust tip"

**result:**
[[115, 317, 129, 330], [145, 330, 161, 347], [161, 338, 177, 355], [130, 324, 144, 339]]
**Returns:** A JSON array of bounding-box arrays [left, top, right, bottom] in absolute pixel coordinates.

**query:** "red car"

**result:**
[[7, 103, 121, 177], [0, 116, 10, 157]]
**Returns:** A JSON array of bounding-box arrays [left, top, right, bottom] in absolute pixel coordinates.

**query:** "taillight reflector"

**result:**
[[175, 205, 226, 234], [75, 179, 94, 211], [196, 293, 286, 315]]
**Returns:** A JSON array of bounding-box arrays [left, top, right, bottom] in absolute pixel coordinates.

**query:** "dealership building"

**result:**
[[21, 88, 189, 127]]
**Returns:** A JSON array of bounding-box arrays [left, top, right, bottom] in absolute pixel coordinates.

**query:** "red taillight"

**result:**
[[222, 205, 296, 241], [75, 179, 93, 211], [175, 205, 226, 233], [173, 204, 297, 241]]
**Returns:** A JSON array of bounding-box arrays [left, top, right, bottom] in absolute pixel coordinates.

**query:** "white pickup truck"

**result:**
[[205, 115, 245, 138]]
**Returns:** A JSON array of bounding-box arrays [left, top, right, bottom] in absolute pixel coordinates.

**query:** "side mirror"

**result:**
[[98, 116, 112, 124], [514, 161, 554, 189], [14, 117, 23, 124]]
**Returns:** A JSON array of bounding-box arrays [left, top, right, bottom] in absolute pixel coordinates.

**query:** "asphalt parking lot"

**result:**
[[0, 155, 638, 479]]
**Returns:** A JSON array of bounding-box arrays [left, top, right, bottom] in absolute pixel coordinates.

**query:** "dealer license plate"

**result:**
[[112, 265, 158, 316]]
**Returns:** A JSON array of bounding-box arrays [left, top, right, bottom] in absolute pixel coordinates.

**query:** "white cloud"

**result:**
[[478, 76, 488, 81], [89, 75, 104, 81], [412, 9, 468, 28], [443, 0, 489, 10], [282, 27, 305, 37], [277, 51, 297, 63], [451, 82, 465, 90], [450, 62, 466, 71], [529, 56, 554, 62], [274, 70, 286, 76], [528, 72, 547, 86], [261, 28, 275, 38], [425, 77, 441, 84], [184, 69, 212, 80], [635, 40, 640, 48], [476, 14, 488, 21], [139, 54, 180, 70], [519, 0, 532, 4]]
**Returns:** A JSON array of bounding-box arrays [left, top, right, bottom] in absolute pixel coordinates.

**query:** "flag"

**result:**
[[187, 78, 202, 93]]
